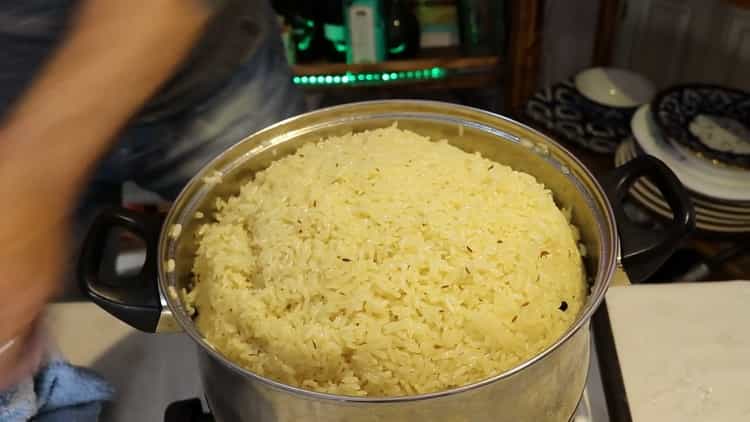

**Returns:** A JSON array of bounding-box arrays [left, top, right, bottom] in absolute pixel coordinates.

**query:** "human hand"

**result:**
[[0, 153, 69, 390]]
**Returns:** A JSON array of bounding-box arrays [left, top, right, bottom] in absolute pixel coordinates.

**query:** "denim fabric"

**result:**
[[87, 32, 306, 201], [0, 0, 307, 203]]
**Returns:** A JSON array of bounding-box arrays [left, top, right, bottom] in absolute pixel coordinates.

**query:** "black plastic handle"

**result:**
[[78, 207, 164, 332], [602, 155, 695, 282]]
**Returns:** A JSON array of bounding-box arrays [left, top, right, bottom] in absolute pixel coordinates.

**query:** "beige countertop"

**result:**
[[606, 281, 750, 421], [46, 303, 203, 422], [47, 280, 750, 421]]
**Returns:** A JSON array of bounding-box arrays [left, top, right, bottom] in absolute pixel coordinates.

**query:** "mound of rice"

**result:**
[[185, 126, 586, 397]]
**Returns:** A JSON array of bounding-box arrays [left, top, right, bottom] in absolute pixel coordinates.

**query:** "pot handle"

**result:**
[[602, 155, 695, 282], [77, 207, 164, 332]]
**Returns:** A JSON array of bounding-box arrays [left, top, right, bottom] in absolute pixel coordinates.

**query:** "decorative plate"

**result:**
[[652, 84, 750, 168], [630, 105, 750, 202], [524, 79, 633, 153], [619, 140, 750, 216], [615, 140, 750, 234]]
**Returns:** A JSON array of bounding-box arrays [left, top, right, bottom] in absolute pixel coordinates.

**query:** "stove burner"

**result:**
[[164, 395, 593, 422], [165, 399, 213, 422]]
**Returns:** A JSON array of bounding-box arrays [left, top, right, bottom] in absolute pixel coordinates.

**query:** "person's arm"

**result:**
[[0, 0, 217, 389]]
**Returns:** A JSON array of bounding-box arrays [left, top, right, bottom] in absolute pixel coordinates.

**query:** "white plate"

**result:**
[[631, 105, 750, 202], [632, 181, 750, 226], [615, 141, 750, 233], [636, 177, 750, 222], [619, 140, 750, 214], [628, 186, 750, 233], [617, 141, 750, 221], [575, 67, 655, 108]]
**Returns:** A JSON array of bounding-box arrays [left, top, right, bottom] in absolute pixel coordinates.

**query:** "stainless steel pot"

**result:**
[[79, 101, 694, 422]]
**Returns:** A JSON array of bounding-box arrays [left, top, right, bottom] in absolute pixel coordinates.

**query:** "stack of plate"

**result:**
[[615, 85, 750, 234], [524, 68, 656, 153]]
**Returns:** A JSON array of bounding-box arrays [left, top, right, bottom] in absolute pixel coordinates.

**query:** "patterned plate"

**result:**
[[619, 140, 750, 214], [631, 105, 750, 202], [524, 79, 632, 153], [652, 84, 750, 168], [615, 140, 750, 233]]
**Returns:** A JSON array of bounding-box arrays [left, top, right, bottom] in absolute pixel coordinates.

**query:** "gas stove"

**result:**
[[164, 389, 597, 422], [162, 340, 612, 422]]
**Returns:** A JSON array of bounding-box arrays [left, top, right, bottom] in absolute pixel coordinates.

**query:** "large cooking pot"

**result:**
[[79, 101, 694, 422]]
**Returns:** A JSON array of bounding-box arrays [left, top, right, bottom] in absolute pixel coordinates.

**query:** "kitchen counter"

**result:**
[[604, 281, 750, 421], [46, 303, 203, 422], [47, 280, 750, 421]]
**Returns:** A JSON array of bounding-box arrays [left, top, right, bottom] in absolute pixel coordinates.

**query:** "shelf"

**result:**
[[291, 53, 500, 90], [293, 55, 499, 76]]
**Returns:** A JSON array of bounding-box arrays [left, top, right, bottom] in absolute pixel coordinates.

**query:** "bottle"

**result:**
[[385, 0, 420, 59], [457, 0, 486, 55], [319, 0, 347, 62], [345, 0, 387, 64]]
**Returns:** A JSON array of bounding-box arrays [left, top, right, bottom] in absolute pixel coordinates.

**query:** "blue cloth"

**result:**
[[0, 358, 113, 422]]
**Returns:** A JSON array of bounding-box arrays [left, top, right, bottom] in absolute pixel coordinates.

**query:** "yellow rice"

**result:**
[[185, 126, 586, 397]]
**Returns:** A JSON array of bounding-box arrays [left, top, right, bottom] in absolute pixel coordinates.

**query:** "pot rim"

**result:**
[[159, 100, 619, 403]]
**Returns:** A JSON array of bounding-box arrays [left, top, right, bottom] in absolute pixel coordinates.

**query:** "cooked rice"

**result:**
[[186, 126, 586, 397]]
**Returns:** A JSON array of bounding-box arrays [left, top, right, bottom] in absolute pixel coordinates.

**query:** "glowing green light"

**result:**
[[293, 67, 449, 86], [389, 43, 406, 55], [297, 34, 313, 51]]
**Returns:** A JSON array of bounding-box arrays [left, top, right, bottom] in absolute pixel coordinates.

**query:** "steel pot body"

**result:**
[[79, 101, 694, 422]]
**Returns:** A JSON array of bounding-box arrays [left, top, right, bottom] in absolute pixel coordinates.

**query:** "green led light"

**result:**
[[297, 34, 313, 51], [389, 43, 406, 55], [293, 67, 448, 86]]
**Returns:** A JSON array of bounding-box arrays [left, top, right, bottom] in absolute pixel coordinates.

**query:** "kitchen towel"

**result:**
[[0, 351, 113, 422]]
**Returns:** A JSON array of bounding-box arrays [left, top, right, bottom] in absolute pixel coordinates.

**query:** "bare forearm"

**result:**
[[0, 0, 213, 204]]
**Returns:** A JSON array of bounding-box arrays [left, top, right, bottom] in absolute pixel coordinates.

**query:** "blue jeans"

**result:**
[[85, 37, 306, 204]]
